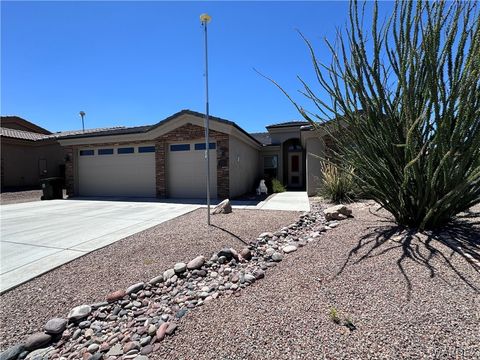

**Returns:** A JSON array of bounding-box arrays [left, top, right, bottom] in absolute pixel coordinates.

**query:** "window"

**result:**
[[194, 143, 216, 150], [264, 155, 278, 169], [118, 147, 134, 154], [138, 146, 155, 153], [80, 150, 94, 156], [170, 144, 190, 151], [98, 148, 113, 155]]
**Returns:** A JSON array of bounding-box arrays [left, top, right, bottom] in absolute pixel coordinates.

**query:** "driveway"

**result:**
[[0, 199, 199, 293]]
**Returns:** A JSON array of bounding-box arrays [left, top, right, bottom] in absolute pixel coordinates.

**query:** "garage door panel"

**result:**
[[78, 147, 155, 197], [168, 142, 217, 198]]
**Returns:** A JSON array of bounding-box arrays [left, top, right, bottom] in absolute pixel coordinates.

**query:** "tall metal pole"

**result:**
[[201, 13, 212, 225], [79, 111, 85, 133]]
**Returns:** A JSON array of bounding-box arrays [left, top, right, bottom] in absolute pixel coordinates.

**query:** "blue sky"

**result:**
[[1, 1, 393, 133]]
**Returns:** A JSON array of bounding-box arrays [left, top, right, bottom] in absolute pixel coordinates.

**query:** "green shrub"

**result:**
[[318, 162, 356, 203], [265, 0, 480, 230], [272, 179, 286, 193]]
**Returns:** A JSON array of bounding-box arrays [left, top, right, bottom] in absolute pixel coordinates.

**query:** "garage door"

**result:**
[[167, 141, 217, 198], [78, 145, 156, 197]]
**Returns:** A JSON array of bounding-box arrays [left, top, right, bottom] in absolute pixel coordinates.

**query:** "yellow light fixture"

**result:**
[[200, 13, 211, 24]]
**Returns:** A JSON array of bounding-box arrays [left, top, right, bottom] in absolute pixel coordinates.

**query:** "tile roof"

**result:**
[[0, 126, 128, 142], [266, 120, 310, 129], [56, 109, 263, 146], [250, 132, 272, 146]]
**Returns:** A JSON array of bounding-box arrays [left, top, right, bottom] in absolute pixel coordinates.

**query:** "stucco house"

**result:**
[[56, 109, 331, 198], [0, 116, 65, 189]]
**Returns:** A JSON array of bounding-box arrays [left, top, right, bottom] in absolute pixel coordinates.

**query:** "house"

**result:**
[[56, 109, 332, 198], [0, 116, 65, 189]]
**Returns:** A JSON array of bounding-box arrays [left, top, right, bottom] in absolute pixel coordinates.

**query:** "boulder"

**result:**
[[323, 205, 352, 221], [211, 199, 232, 214]]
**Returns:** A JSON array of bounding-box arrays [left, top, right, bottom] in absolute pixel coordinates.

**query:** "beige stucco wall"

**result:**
[[1, 139, 65, 188], [268, 128, 301, 145], [305, 137, 324, 196], [229, 135, 260, 198]]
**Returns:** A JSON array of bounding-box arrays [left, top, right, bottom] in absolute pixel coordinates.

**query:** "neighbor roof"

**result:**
[[250, 132, 272, 146], [0, 116, 52, 135], [266, 120, 309, 129], [56, 109, 263, 145], [0, 127, 49, 141], [0, 126, 128, 142]]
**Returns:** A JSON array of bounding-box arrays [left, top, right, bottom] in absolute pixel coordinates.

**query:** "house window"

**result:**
[[263, 155, 278, 179], [170, 144, 190, 151], [80, 150, 94, 156], [118, 147, 135, 154], [194, 143, 216, 150], [264, 155, 278, 169], [98, 148, 114, 155], [138, 146, 155, 153]]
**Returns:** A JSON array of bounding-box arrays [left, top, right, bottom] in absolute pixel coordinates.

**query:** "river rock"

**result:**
[[187, 256, 205, 270], [106, 290, 126, 302], [68, 305, 92, 321], [211, 199, 232, 214], [24, 333, 52, 351], [282, 245, 297, 254], [44, 318, 67, 335], [126, 282, 144, 295], [174, 262, 187, 274]]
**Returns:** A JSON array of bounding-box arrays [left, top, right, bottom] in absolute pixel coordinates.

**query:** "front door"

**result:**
[[287, 152, 302, 187]]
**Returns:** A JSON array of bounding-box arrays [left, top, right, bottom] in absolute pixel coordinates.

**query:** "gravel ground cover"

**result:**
[[151, 201, 480, 360], [0, 190, 44, 205], [0, 208, 299, 350]]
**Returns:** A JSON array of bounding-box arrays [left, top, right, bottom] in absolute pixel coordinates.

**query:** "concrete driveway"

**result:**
[[0, 199, 199, 293]]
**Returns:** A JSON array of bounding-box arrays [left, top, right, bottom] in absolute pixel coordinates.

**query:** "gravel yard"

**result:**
[[0, 208, 300, 350], [151, 201, 480, 360], [0, 189, 44, 205]]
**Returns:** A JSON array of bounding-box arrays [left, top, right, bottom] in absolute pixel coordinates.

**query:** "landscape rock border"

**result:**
[[0, 204, 352, 360]]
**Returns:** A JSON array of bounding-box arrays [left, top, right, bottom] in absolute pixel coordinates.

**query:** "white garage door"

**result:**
[[78, 145, 156, 197], [168, 141, 217, 198]]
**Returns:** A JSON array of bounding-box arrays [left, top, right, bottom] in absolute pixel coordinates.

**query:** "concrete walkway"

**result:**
[[0, 200, 199, 293], [255, 191, 310, 211]]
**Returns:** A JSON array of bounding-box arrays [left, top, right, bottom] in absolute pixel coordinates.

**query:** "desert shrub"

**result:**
[[318, 162, 356, 203], [272, 179, 286, 193], [265, 0, 480, 230]]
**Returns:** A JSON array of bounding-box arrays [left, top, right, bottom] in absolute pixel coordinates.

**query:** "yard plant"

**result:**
[[276, 0, 480, 230], [318, 162, 356, 203]]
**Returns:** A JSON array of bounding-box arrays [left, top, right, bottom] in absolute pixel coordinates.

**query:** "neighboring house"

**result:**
[[0, 116, 125, 190], [0, 116, 64, 189], [57, 109, 332, 198]]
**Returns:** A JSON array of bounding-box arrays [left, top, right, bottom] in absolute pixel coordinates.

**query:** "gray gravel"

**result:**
[[0, 208, 299, 350], [151, 201, 480, 360], [0, 190, 44, 205]]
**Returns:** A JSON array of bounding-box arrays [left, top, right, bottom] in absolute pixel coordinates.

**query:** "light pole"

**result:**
[[79, 111, 86, 133], [200, 13, 211, 225]]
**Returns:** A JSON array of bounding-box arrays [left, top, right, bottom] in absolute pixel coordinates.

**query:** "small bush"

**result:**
[[272, 179, 286, 193], [318, 162, 356, 203], [329, 307, 341, 324]]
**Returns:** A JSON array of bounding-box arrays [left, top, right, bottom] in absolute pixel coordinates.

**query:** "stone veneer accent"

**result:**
[[155, 123, 229, 199], [65, 124, 230, 199]]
